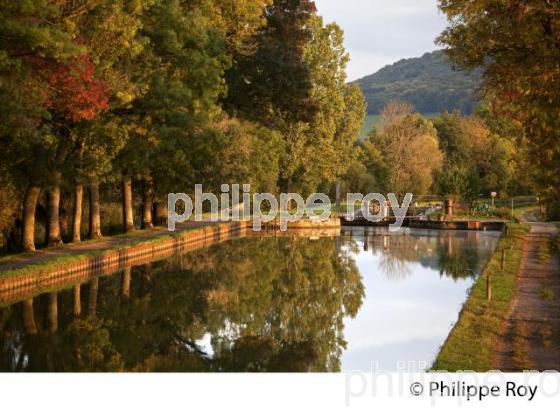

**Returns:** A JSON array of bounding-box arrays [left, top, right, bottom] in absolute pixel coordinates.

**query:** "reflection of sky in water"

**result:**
[[341, 229, 499, 372], [197, 333, 214, 357]]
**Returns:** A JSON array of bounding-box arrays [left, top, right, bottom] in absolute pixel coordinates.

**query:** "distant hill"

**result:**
[[354, 51, 482, 115]]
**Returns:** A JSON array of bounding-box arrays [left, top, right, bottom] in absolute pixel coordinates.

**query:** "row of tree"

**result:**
[[436, 0, 560, 218], [2, 0, 554, 254], [340, 101, 528, 204], [0, 0, 366, 253]]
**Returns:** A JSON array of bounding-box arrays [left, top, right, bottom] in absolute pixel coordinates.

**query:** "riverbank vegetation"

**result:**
[[432, 223, 528, 371], [436, 0, 560, 219], [0, 221, 238, 282]]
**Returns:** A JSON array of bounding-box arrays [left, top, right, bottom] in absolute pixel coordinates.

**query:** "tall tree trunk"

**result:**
[[154, 201, 168, 226], [72, 184, 83, 242], [44, 191, 50, 246], [88, 277, 99, 317], [59, 193, 69, 239], [121, 267, 131, 299], [122, 174, 135, 233], [22, 299, 38, 335], [72, 140, 85, 242], [141, 178, 154, 229], [335, 179, 342, 209], [21, 186, 41, 252], [45, 186, 63, 247], [48, 292, 58, 333], [73, 284, 81, 317], [88, 183, 102, 239]]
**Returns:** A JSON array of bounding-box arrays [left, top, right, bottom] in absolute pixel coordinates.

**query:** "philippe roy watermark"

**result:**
[[167, 184, 413, 232], [345, 362, 560, 406]]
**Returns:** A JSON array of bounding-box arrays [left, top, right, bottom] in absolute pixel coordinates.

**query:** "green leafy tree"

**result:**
[[433, 111, 517, 201], [437, 0, 560, 217], [295, 16, 366, 194], [367, 101, 443, 197], [0, 1, 86, 250], [224, 0, 318, 127]]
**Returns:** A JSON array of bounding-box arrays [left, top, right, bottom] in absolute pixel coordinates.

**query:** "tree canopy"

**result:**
[[0, 0, 366, 252], [437, 0, 560, 217]]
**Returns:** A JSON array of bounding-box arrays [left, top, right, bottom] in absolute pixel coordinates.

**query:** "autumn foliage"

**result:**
[[35, 54, 110, 121]]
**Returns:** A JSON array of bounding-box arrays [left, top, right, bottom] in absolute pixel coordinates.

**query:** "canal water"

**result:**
[[0, 227, 500, 372]]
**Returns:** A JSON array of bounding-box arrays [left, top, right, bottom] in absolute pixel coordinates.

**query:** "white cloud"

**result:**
[[346, 50, 399, 82], [314, 0, 448, 81]]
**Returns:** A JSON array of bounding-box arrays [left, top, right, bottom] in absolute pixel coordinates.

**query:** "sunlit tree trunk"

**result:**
[[121, 267, 131, 299], [72, 140, 84, 242], [45, 184, 63, 247], [88, 183, 102, 239], [141, 178, 154, 229], [88, 278, 99, 316], [122, 174, 134, 233], [22, 299, 38, 335], [335, 179, 342, 209], [48, 292, 58, 333], [73, 284, 81, 317], [21, 186, 41, 252], [72, 184, 83, 242]]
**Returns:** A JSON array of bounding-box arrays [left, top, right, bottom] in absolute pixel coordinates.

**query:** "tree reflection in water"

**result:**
[[0, 236, 364, 372], [346, 228, 488, 281], [0, 229, 496, 372]]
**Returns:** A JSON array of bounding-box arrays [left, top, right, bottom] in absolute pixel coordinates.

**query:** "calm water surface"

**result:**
[[0, 227, 499, 372]]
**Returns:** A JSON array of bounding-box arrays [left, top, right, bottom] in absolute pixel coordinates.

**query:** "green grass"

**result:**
[[451, 211, 510, 221], [0, 221, 231, 281], [512, 205, 543, 222], [359, 114, 381, 140], [0, 252, 106, 282], [441, 204, 542, 223], [432, 223, 528, 371], [330, 201, 361, 213]]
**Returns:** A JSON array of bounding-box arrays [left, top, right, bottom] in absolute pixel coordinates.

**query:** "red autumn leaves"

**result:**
[[33, 53, 110, 122]]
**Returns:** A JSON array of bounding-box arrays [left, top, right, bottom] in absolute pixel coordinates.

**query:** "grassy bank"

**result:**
[[0, 222, 230, 281], [432, 223, 528, 371]]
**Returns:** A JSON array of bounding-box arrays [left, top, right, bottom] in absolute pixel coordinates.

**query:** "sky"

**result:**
[[313, 0, 449, 81]]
